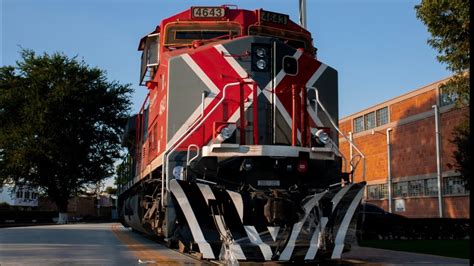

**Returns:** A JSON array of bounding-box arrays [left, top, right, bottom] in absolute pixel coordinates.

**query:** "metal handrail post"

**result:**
[[309, 86, 366, 181]]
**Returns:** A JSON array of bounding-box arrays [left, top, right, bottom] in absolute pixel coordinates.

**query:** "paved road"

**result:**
[[0, 223, 201, 265], [0, 223, 469, 265]]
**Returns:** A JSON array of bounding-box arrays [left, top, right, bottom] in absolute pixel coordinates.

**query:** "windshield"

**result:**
[[164, 22, 241, 47]]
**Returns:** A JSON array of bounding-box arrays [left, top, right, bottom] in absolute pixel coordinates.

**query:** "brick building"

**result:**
[[338, 76, 469, 218]]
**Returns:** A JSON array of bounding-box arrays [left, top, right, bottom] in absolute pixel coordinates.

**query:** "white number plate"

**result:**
[[192, 7, 225, 18], [257, 180, 280, 186]]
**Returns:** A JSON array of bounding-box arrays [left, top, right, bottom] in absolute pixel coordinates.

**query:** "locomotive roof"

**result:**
[[138, 6, 312, 51]]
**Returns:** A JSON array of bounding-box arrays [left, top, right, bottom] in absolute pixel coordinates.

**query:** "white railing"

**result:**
[[309, 86, 366, 181]]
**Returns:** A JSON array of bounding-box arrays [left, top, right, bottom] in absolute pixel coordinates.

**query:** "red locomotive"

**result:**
[[118, 5, 366, 262]]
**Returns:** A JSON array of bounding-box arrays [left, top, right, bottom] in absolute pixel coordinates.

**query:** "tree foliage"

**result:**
[[415, 0, 470, 186], [415, 0, 470, 106], [0, 50, 132, 213], [450, 119, 470, 189]]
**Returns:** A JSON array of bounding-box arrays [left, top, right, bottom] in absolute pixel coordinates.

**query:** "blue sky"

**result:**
[[2, 0, 450, 118]]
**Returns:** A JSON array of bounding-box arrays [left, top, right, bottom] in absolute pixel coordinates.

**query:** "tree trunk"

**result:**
[[56, 200, 69, 224]]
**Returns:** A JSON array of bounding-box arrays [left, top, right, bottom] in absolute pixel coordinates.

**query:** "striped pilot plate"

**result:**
[[169, 179, 365, 262]]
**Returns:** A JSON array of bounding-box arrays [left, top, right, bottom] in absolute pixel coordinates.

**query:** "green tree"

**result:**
[[0, 50, 132, 223], [415, 0, 470, 188], [415, 0, 470, 106], [450, 120, 470, 189]]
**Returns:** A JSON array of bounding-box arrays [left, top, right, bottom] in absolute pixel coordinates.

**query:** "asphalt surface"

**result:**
[[0, 223, 469, 265], [0, 223, 201, 265]]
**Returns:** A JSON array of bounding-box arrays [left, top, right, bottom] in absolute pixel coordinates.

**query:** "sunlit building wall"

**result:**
[[338, 76, 469, 218]]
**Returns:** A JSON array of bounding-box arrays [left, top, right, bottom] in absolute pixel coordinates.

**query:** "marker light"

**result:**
[[256, 59, 267, 70], [297, 160, 308, 173], [256, 47, 266, 57]]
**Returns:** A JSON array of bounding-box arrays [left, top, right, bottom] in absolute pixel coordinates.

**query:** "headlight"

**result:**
[[219, 126, 232, 140], [314, 129, 329, 145], [216, 126, 232, 142], [256, 59, 267, 70], [172, 166, 184, 180], [256, 47, 266, 57]]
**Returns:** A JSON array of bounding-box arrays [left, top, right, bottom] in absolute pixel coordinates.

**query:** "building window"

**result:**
[[443, 176, 469, 195], [367, 184, 388, 199], [408, 180, 424, 197], [424, 178, 439, 196], [439, 87, 457, 107], [31, 192, 37, 199], [393, 182, 408, 197], [354, 116, 364, 133], [364, 112, 376, 130], [376, 107, 389, 126], [353, 106, 389, 133], [24, 191, 30, 199]]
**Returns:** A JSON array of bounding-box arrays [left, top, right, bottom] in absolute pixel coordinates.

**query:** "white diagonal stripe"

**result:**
[[331, 187, 365, 259], [305, 63, 327, 88], [304, 64, 327, 127], [214, 44, 249, 80], [267, 226, 280, 242], [196, 184, 246, 260], [181, 54, 220, 95], [227, 190, 244, 223], [279, 191, 327, 260], [169, 180, 215, 259], [331, 184, 353, 212], [212, 44, 260, 143], [262, 49, 303, 95], [243, 225, 273, 260], [166, 54, 219, 148], [197, 183, 216, 205], [305, 217, 328, 260]]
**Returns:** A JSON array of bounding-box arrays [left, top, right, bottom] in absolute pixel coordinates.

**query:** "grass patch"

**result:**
[[359, 239, 469, 259]]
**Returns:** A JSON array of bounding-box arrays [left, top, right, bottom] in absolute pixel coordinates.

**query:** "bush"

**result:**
[[358, 217, 469, 240]]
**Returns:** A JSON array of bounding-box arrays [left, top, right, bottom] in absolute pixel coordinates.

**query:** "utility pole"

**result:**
[[432, 105, 443, 218], [299, 0, 307, 29], [386, 128, 393, 213]]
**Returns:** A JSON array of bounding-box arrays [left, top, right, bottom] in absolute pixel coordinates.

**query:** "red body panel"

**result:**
[[136, 6, 320, 174]]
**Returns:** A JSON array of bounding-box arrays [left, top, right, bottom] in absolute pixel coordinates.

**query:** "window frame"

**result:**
[[353, 116, 364, 133], [352, 106, 389, 133], [376, 107, 389, 127], [164, 21, 242, 47]]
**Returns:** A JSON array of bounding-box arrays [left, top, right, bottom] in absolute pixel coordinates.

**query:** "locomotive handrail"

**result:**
[[309, 86, 366, 181], [161, 81, 242, 207], [186, 144, 200, 169]]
